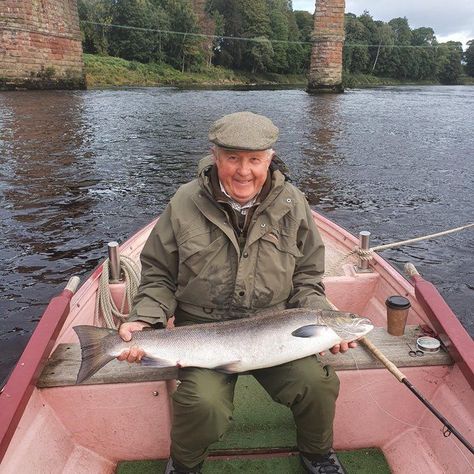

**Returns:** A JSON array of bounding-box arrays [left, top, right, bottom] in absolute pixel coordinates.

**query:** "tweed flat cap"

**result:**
[[209, 111, 279, 151]]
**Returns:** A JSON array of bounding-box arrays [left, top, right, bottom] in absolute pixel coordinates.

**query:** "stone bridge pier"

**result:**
[[308, 0, 345, 93], [0, 0, 85, 90]]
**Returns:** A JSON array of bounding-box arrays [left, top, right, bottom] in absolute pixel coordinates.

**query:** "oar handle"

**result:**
[[360, 336, 406, 382], [65, 276, 81, 294]]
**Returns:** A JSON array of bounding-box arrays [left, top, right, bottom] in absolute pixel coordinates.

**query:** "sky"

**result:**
[[292, 0, 474, 49]]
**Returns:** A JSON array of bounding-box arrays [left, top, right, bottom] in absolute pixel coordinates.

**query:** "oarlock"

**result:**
[[356, 231, 372, 273], [107, 241, 122, 282]]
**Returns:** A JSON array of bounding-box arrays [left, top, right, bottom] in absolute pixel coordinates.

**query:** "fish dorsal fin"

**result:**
[[292, 324, 327, 338]]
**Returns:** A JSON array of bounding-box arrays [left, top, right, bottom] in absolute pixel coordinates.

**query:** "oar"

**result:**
[[360, 336, 474, 455]]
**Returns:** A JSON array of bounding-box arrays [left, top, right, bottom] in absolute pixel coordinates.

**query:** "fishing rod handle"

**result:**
[[360, 336, 406, 382]]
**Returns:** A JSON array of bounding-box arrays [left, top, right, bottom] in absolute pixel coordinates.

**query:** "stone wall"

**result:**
[[0, 0, 85, 89], [308, 0, 345, 93]]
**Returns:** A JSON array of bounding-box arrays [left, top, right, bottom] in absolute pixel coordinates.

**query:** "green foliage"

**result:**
[[37, 66, 56, 79], [78, 0, 111, 54], [77, 2, 465, 82], [342, 11, 465, 84], [108, 0, 168, 63], [82, 53, 307, 87], [437, 42, 463, 84], [465, 40, 474, 77]]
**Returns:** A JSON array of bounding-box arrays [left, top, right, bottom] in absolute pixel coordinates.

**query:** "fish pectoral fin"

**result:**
[[292, 324, 327, 338], [140, 356, 176, 368], [214, 360, 242, 374]]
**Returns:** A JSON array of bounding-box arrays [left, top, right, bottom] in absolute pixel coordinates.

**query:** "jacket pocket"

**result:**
[[178, 231, 224, 274], [254, 231, 302, 307], [260, 231, 302, 258]]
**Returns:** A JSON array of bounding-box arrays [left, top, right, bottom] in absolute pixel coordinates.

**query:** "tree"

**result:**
[[77, 0, 112, 55], [293, 10, 313, 42], [388, 17, 412, 45], [411, 27, 436, 46], [207, 0, 245, 69], [267, 0, 290, 72], [108, 0, 170, 63], [370, 23, 395, 75], [160, 0, 204, 72], [240, 0, 272, 71], [292, 10, 313, 72], [286, 8, 308, 73], [437, 41, 463, 84], [248, 37, 274, 72], [343, 13, 370, 73], [465, 40, 474, 77]]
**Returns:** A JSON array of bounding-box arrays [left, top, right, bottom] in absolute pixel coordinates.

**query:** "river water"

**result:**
[[0, 85, 473, 384]]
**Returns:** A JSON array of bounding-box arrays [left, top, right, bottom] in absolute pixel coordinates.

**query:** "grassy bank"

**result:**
[[84, 54, 474, 89], [343, 72, 474, 88], [83, 54, 306, 88]]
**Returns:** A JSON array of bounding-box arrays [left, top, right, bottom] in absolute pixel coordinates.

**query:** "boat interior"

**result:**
[[1, 215, 472, 474]]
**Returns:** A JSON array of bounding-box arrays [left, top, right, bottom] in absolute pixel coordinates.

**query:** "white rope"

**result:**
[[324, 222, 474, 277], [370, 223, 474, 253], [95, 255, 141, 329]]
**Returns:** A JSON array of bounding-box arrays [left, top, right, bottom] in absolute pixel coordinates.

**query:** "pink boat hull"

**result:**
[[1, 212, 473, 473]]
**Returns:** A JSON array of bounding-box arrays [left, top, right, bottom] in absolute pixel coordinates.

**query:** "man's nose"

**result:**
[[237, 160, 250, 174]]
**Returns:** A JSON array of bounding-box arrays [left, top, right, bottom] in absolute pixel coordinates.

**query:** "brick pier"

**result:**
[[307, 0, 345, 93], [0, 0, 85, 90]]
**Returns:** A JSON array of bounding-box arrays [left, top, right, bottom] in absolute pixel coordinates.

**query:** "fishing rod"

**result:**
[[360, 336, 474, 455]]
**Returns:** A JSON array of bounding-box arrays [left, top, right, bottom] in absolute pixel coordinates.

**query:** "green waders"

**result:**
[[170, 355, 340, 469]]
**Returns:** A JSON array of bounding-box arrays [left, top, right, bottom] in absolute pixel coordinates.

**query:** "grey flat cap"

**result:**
[[209, 111, 279, 151]]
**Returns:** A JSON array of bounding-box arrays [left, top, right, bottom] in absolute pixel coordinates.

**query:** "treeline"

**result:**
[[344, 12, 468, 84], [78, 0, 311, 74], [78, 1, 474, 83]]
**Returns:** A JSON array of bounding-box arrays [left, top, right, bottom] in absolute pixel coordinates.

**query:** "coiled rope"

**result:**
[[95, 255, 141, 329], [325, 222, 474, 277]]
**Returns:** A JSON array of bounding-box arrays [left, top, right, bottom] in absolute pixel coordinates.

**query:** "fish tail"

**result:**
[[73, 325, 116, 384]]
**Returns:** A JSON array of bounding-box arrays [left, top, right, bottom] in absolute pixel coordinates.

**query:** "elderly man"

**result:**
[[118, 112, 354, 474]]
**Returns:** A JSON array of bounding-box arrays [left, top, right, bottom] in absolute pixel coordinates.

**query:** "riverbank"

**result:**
[[84, 54, 474, 89], [83, 54, 306, 88]]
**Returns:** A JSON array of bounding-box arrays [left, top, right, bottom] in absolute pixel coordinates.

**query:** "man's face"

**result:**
[[213, 147, 273, 205]]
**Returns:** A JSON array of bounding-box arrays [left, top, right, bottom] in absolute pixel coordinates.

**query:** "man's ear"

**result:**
[[211, 145, 219, 163]]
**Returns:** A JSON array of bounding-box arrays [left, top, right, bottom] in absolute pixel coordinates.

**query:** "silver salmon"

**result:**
[[73, 308, 373, 384]]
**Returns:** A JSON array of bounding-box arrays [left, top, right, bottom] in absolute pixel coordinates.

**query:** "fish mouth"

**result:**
[[349, 317, 374, 336], [326, 314, 374, 340]]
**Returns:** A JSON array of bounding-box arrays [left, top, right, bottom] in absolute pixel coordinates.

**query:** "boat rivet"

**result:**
[[261, 223, 266, 228], [286, 198, 292, 203], [152, 391, 159, 396]]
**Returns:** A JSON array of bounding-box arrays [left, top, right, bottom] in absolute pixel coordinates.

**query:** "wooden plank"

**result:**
[[321, 325, 452, 370], [37, 326, 452, 388], [37, 346, 179, 387]]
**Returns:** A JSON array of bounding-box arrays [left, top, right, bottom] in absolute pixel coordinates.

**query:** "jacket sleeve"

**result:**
[[127, 204, 178, 327], [287, 200, 332, 311]]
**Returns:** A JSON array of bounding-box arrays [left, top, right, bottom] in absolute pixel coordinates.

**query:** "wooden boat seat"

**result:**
[[37, 325, 452, 388]]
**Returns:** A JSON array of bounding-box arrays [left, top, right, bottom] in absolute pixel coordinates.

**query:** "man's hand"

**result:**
[[319, 341, 357, 356], [117, 321, 151, 363]]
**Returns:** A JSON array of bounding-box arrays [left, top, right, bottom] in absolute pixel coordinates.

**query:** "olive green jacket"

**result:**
[[128, 157, 331, 327]]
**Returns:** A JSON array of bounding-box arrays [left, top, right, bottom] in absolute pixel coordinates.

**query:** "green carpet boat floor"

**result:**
[[117, 377, 391, 473], [117, 448, 390, 473]]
